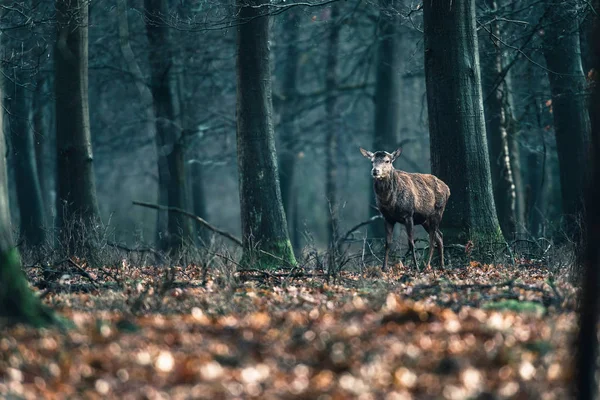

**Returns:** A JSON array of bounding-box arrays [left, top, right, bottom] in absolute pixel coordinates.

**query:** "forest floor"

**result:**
[[0, 257, 579, 400]]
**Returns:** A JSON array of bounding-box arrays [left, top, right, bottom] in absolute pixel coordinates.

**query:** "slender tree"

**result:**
[[277, 10, 301, 252], [543, 3, 591, 237], [325, 5, 341, 252], [144, 0, 192, 255], [479, 0, 517, 238], [236, 0, 296, 269], [423, 0, 504, 246], [6, 77, 47, 245], [370, 2, 400, 239], [55, 0, 100, 245]]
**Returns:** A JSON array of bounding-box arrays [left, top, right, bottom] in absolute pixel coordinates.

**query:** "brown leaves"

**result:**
[[0, 261, 578, 399]]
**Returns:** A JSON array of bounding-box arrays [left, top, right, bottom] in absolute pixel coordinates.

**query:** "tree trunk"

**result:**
[[55, 0, 100, 247], [144, 0, 192, 255], [575, 3, 600, 397], [189, 160, 208, 243], [0, 80, 56, 327], [479, 0, 517, 239], [505, 70, 526, 234], [33, 75, 53, 223], [423, 0, 504, 247], [6, 77, 47, 245], [370, 2, 400, 239], [325, 5, 340, 251], [543, 4, 591, 238], [236, 0, 296, 269], [278, 10, 301, 253]]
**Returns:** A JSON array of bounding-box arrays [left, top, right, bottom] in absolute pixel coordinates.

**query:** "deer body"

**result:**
[[361, 148, 450, 271]]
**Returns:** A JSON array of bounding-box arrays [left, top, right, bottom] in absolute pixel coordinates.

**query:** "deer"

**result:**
[[360, 147, 450, 272]]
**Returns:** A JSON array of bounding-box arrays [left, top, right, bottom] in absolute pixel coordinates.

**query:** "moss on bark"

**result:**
[[0, 247, 59, 328]]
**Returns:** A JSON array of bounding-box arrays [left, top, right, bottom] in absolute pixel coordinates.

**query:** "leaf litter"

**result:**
[[0, 260, 579, 399]]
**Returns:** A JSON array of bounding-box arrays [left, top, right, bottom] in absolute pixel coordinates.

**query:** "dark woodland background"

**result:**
[[1, 0, 593, 260]]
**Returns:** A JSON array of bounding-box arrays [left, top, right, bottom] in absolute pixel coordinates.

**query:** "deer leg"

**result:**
[[405, 218, 418, 270], [383, 220, 394, 272], [426, 228, 436, 270], [436, 229, 445, 269]]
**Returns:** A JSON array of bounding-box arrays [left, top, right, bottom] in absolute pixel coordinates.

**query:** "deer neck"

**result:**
[[373, 171, 396, 205]]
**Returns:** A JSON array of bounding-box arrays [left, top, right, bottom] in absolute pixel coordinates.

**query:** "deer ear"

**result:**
[[360, 147, 374, 159], [391, 148, 402, 162]]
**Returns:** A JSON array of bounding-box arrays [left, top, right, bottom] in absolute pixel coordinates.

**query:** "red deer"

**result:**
[[360, 147, 450, 271]]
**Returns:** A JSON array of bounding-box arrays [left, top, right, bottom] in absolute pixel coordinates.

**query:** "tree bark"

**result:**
[[33, 75, 53, 223], [144, 0, 192, 255], [575, 2, 600, 397], [505, 70, 526, 233], [423, 0, 504, 246], [370, 2, 400, 239], [0, 79, 56, 327], [479, 0, 517, 239], [325, 5, 340, 251], [55, 0, 100, 246], [543, 4, 591, 238], [236, 0, 296, 269], [277, 10, 301, 253], [7, 77, 47, 245]]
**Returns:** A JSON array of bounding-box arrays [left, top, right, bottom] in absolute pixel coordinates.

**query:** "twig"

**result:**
[[338, 215, 383, 244], [67, 259, 99, 289], [133, 201, 242, 246]]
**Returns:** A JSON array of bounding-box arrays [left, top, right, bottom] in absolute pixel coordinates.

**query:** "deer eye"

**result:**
[[385, 160, 390, 164]]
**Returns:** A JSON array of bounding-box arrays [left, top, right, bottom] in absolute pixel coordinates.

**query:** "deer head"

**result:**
[[360, 147, 402, 180]]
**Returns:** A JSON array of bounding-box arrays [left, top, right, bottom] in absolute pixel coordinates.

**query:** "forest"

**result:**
[[0, 0, 599, 398]]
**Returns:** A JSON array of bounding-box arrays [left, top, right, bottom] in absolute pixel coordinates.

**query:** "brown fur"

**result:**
[[360, 147, 450, 271]]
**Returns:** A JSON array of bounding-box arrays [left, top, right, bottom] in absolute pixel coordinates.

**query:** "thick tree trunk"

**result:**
[[543, 4, 591, 238], [55, 0, 100, 246], [325, 5, 340, 251], [423, 0, 504, 246], [144, 0, 192, 255], [278, 10, 301, 253], [479, 0, 517, 239], [370, 2, 400, 239], [189, 161, 208, 242], [0, 82, 56, 327], [575, 3, 600, 397], [7, 78, 47, 245], [236, 0, 296, 269]]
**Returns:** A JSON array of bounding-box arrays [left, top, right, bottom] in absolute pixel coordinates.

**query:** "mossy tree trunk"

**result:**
[[543, 3, 591, 239], [423, 0, 504, 247], [370, 1, 400, 239], [236, 0, 296, 269], [55, 0, 101, 250], [0, 80, 56, 327]]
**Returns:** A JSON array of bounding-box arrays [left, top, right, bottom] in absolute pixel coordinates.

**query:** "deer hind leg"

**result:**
[[383, 220, 394, 272], [422, 221, 435, 270], [405, 218, 418, 270]]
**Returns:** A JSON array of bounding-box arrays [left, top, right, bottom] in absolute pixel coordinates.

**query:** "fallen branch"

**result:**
[[338, 215, 383, 244], [133, 201, 242, 246]]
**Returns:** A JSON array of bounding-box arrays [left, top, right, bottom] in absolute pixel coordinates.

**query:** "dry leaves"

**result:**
[[0, 261, 578, 399]]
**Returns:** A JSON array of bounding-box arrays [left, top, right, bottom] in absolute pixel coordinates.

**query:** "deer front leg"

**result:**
[[436, 229, 445, 269], [405, 218, 418, 269], [383, 220, 394, 272]]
